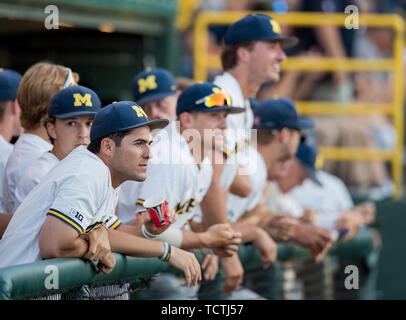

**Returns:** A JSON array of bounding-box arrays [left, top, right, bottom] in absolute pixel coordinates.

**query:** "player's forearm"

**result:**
[[108, 228, 164, 258], [200, 183, 229, 227], [200, 161, 229, 227], [231, 222, 262, 243], [200, 190, 229, 227], [116, 224, 142, 237], [179, 229, 210, 250], [238, 202, 270, 227]]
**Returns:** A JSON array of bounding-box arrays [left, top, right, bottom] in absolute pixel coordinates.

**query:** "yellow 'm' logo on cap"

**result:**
[[132, 105, 148, 118], [138, 75, 157, 93], [270, 20, 281, 34], [73, 93, 92, 107]]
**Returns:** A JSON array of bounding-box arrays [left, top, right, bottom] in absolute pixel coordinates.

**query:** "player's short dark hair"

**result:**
[[221, 40, 255, 70], [256, 128, 278, 145], [87, 129, 132, 154], [0, 101, 9, 122]]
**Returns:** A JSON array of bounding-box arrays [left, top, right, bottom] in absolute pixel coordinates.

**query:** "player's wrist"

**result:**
[[199, 231, 211, 248], [159, 241, 171, 262]]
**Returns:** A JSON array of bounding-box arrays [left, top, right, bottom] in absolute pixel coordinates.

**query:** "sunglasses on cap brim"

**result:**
[[194, 92, 232, 108]]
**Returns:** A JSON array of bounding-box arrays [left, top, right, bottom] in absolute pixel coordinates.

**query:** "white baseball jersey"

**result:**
[[226, 146, 266, 223], [266, 179, 342, 235], [136, 121, 213, 229], [0, 146, 121, 268], [2, 133, 52, 213], [213, 72, 254, 191], [288, 170, 354, 212], [14, 151, 59, 210], [117, 180, 142, 225], [0, 135, 13, 212], [266, 181, 304, 219]]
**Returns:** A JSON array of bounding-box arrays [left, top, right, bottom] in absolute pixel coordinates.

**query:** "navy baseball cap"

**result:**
[[296, 142, 322, 186], [253, 97, 314, 130], [224, 14, 298, 47], [132, 68, 178, 105], [0, 68, 21, 101], [90, 101, 169, 141], [176, 82, 244, 116], [48, 85, 102, 119]]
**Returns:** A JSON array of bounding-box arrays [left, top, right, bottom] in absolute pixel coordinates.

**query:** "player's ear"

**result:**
[[236, 46, 251, 63], [279, 127, 289, 144], [10, 99, 20, 116], [100, 137, 115, 157], [179, 112, 194, 130], [46, 120, 57, 140]]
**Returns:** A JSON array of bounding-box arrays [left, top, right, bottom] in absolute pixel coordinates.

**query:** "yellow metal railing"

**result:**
[[193, 11, 405, 198]]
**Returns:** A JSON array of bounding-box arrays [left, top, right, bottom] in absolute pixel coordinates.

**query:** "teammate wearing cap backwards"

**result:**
[[199, 13, 299, 294], [14, 85, 102, 210], [230, 98, 334, 265], [0, 101, 202, 288], [0, 68, 22, 237], [2, 62, 79, 214], [134, 83, 243, 263], [271, 142, 372, 242]]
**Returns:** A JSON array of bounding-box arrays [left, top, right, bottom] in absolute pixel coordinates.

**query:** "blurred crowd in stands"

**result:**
[[178, 0, 406, 200]]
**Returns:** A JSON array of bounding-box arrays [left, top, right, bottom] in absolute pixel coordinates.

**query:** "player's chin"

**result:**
[[267, 72, 280, 83], [131, 172, 147, 182], [135, 166, 148, 179]]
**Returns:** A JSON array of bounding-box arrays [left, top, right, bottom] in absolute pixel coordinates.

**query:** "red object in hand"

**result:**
[[144, 196, 169, 228], [310, 248, 319, 256]]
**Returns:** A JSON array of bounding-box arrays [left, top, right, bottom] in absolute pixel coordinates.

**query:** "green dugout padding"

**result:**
[[374, 197, 406, 299], [0, 255, 171, 300], [0, 233, 375, 300]]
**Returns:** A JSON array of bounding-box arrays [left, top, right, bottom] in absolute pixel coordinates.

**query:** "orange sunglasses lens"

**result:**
[[205, 93, 232, 107]]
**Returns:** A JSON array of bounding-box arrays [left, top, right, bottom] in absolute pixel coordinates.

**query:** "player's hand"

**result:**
[[252, 227, 277, 270], [220, 253, 244, 294], [312, 241, 332, 264], [335, 213, 362, 241], [82, 225, 111, 261], [300, 210, 317, 225], [261, 214, 298, 242], [202, 224, 242, 252], [144, 206, 177, 235], [167, 246, 201, 287], [82, 225, 116, 274], [291, 224, 333, 255], [97, 251, 116, 274], [201, 254, 219, 281], [354, 201, 376, 225]]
